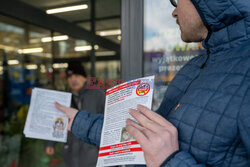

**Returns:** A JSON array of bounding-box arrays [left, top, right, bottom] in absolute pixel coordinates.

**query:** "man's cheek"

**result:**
[[70, 81, 79, 87]]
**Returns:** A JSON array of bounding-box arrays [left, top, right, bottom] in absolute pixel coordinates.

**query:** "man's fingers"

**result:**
[[126, 123, 148, 148], [55, 102, 78, 131], [126, 119, 155, 139], [129, 109, 164, 133], [137, 105, 174, 127], [55, 102, 74, 118], [68, 120, 73, 131], [55, 102, 68, 113]]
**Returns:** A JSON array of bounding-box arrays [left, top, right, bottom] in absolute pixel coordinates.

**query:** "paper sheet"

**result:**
[[97, 76, 155, 167], [23, 88, 72, 142]]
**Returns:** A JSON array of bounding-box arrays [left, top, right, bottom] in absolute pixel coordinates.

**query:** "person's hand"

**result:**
[[55, 102, 78, 131], [126, 105, 179, 167], [45, 146, 55, 155]]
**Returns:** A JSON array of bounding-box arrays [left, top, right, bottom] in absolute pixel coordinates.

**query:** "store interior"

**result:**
[[0, 0, 121, 166]]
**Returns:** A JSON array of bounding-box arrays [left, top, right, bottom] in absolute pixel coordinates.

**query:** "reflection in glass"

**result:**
[[144, 0, 206, 110]]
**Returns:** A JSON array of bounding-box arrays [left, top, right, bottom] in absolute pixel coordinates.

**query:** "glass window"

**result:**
[[0, 16, 53, 104], [0, 2, 121, 167], [96, 60, 120, 80], [144, 0, 206, 110], [0, 15, 56, 167]]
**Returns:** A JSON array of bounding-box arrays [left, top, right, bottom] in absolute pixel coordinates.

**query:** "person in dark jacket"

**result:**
[[45, 61, 105, 167], [55, 0, 250, 166]]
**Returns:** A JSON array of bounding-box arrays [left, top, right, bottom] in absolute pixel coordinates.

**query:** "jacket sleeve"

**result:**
[[160, 151, 206, 167], [71, 110, 104, 147], [238, 87, 250, 158]]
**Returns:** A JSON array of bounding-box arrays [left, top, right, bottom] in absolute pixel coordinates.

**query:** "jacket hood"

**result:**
[[190, 0, 250, 53]]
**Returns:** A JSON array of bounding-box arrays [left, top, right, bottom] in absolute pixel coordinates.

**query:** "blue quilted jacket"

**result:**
[[71, 0, 250, 166]]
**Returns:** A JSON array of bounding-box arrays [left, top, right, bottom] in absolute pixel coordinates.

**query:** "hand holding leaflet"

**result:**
[[96, 75, 155, 167], [53, 76, 157, 166], [126, 105, 179, 167], [23, 88, 72, 143], [54, 102, 78, 131]]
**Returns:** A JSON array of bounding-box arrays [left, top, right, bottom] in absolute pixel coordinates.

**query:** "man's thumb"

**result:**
[[55, 102, 68, 115]]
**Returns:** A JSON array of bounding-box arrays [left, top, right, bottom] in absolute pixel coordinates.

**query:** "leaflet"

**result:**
[[97, 75, 155, 167], [23, 88, 72, 143]]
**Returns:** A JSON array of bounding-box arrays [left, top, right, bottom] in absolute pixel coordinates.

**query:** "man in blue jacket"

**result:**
[[55, 0, 250, 166]]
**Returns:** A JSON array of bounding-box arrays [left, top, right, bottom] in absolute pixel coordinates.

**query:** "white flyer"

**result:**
[[23, 88, 72, 143], [96, 76, 155, 167]]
